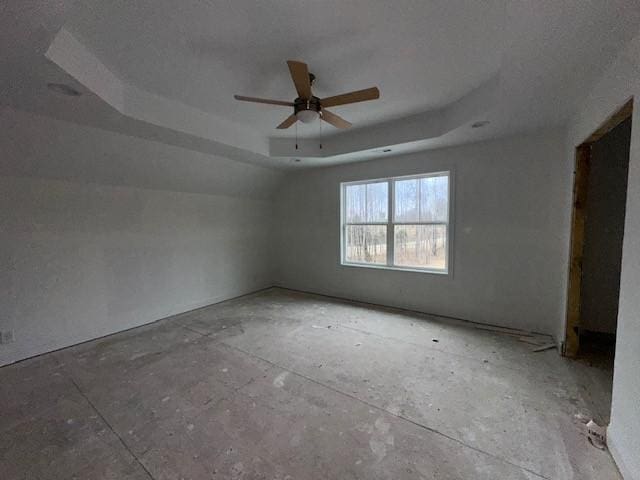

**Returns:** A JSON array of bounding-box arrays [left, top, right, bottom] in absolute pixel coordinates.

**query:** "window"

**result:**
[[341, 172, 450, 273]]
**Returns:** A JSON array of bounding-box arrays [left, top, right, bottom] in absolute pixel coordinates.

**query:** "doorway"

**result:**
[[564, 99, 632, 424], [565, 99, 632, 359]]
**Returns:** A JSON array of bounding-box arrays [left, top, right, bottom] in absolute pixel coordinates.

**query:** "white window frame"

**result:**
[[340, 171, 451, 275]]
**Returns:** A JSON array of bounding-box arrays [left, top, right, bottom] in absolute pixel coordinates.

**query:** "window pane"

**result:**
[[420, 175, 448, 222], [345, 225, 387, 264], [395, 179, 418, 222], [345, 184, 366, 223], [366, 182, 388, 222], [394, 224, 447, 270], [345, 182, 388, 223]]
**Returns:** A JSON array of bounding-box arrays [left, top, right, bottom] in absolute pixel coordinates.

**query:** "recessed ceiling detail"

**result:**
[[45, 28, 269, 157], [269, 75, 500, 158], [2, 0, 640, 168], [44, 27, 500, 161]]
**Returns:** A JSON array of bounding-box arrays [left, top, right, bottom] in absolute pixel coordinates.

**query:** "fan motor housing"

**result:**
[[294, 96, 321, 115]]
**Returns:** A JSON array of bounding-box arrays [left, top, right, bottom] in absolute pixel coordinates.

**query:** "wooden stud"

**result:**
[[563, 98, 633, 357], [564, 144, 590, 357]]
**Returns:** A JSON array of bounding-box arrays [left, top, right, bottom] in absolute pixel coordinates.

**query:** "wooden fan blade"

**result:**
[[320, 87, 380, 108], [277, 114, 298, 129], [234, 95, 294, 107], [321, 109, 352, 129], [287, 60, 312, 99]]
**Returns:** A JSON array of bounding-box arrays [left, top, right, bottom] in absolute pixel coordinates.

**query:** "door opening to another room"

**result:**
[[564, 99, 633, 423]]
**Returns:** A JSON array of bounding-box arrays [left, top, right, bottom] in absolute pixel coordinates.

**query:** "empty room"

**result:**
[[2, 1, 640, 479]]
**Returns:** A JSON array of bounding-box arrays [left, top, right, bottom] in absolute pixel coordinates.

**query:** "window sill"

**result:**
[[340, 261, 449, 275]]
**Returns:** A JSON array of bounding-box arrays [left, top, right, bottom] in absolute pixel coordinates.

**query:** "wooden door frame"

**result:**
[[563, 98, 633, 357]]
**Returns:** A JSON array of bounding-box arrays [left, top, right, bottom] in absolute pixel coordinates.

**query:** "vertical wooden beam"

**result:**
[[564, 144, 591, 357], [563, 98, 633, 357]]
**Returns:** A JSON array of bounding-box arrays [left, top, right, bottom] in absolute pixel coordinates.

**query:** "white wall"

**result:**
[[275, 130, 570, 336], [0, 107, 281, 199], [0, 108, 283, 367], [564, 29, 640, 480]]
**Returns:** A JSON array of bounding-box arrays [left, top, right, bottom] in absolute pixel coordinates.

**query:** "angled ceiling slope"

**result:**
[[45, 28, 269, 158]]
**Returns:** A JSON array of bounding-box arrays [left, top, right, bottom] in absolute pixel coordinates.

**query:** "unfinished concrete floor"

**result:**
[[1, 288, 619, 480]]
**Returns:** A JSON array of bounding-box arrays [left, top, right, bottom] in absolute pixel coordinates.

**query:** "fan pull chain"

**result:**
[[295, 121, 298, 150], [319, 113, 323, 149]]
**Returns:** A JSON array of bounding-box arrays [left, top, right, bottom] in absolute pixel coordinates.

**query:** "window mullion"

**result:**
[[341, 184, 345, 264], [387, 179, 394, 267], [346, 222, 388, 226], [417, 177, 422, 222], [392, 223, 448, 226]]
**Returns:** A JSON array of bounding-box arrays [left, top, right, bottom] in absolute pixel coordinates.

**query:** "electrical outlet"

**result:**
[[0, 330, 14, 344]]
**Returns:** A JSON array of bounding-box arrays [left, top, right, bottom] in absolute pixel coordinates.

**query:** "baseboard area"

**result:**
[[3, 284, 561, 368], [274, 285, 556, 340], [608, 427, 636, 480], [0, 285, 275, 368]]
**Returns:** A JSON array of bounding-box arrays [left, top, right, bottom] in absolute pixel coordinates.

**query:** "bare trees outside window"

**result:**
[[341, 172, 450, 273], [343, 181, 388, 264]]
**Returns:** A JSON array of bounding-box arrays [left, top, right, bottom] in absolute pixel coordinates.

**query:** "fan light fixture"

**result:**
[[233, 60, 380, 130], [296, 109, 319, 124]]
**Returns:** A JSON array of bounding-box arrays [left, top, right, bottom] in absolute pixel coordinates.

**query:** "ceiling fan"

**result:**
[[234, 60, 380, 129]]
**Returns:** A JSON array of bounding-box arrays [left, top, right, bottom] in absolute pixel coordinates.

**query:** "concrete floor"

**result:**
[[0, 288, 619, 480]]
